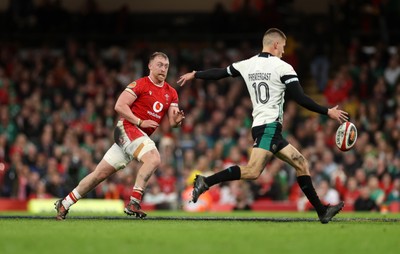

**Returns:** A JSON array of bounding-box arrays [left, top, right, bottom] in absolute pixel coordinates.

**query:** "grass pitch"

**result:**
[[0, 211, 399, 254]]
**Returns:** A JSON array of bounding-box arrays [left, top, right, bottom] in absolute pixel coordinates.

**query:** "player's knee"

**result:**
[[141, 149, 161, 168], [292, 154, 309, 174], [247, 173, 260, 180], [94, 170, 111, 182], [291, 152, 305, 164], [295, 166, 309, 175], [147, 153, 161, 168], [152, 156, 161, 168]]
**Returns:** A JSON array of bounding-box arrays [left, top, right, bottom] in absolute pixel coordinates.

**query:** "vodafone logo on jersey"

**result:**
[[146, 101, 163, 119], [153, 101, 163, 113]]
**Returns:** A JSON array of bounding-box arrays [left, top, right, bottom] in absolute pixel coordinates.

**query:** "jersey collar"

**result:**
[[259, 52, 274, 58], [148, 76, 165, 87]]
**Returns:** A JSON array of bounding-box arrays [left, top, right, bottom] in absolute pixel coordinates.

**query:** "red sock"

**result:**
[[130, 187, 144, 203]]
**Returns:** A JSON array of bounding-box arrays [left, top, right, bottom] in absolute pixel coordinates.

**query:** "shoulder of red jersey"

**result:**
[[127, 77, 148, 88], [125, 77, 148, 96]]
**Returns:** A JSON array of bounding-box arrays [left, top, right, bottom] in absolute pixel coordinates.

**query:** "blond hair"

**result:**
[[262, 28, 286, 47], [149, 51, 168, 62]]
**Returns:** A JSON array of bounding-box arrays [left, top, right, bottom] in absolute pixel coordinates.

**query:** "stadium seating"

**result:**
[[0, 199, 27, 211], [251, 200, 297, 211]]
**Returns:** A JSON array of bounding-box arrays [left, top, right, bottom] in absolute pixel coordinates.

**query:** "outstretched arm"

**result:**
[[178, 68, 231, 86], [286, 81, 348, 123]]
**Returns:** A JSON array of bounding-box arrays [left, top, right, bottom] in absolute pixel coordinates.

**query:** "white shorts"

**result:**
[[103, 121, 157, 170]]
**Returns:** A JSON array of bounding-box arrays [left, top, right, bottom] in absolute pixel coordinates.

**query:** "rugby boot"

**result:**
[[191, 175, 209, 203], [54, 199, 69, 220], [318, 201, 344, 224], [124, 199, 147, 219]]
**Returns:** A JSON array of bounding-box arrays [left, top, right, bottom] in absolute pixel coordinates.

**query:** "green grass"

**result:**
[[0, 211, 399, 254]]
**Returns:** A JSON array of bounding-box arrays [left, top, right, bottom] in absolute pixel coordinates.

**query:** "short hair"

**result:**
[[262, 28, 286, 46], [149, 52, 168, 62]]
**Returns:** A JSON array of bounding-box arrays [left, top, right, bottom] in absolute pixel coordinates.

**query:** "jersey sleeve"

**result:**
[[195, 68, 231, 80], [170, 88, 179, 107], [194, 61, 242, 80], [278, 62, 298, 86], [227, 64, 241, 77], [124, 80, 144, 98], [230, 60, 246, 77]]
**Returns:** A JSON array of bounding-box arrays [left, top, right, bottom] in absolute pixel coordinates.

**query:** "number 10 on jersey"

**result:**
[[252, 82, 270, 104]]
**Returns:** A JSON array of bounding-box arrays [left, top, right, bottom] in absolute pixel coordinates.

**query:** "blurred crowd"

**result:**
[[1, 36, 399, 213], [1, 0, 400, 213]]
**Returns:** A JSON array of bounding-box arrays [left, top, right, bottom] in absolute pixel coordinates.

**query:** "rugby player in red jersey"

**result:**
[[55, 52, 185, 220]]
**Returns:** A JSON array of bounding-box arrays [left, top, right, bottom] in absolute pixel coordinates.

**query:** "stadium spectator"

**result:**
[[352, 64, 374, 100], [29, 179, 53, 199], [341, 150, 362, 177], [0, 105, 18, 144], [54, 52, 185, 220], [386, 177, 400, 206], [103, 179, 121, 200], [222, 145, 248, 169], [354, 168, 368, 187], [309, 23, 331, 92], [367, 175, 385, 208], [321, 149, 338, 180], [379, 172, 394, 197], [249, 159, 285, 201], [317, 179, 340, 206], [178, 28, 348, 223], [323, 67, 353, 106], [336, 176, 360, 209], [354, 186, 379, 211], [383, 54, 400, 91], [157, 164, 177, 195], [231, 180, 253, 210], [142, 174, 176, 209]]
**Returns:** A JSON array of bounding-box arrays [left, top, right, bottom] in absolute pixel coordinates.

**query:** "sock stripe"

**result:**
[[131, 187, 144, 203], [133, 186, 144, 193], [69, 192, 78, 203]]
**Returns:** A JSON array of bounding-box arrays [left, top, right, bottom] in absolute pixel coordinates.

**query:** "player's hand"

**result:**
[[175, 110, 185, 125], [140, 119, 159, 129], [327, 105, 348, 123], [175, 110, 185, 123], [177, 71, 196, 86]]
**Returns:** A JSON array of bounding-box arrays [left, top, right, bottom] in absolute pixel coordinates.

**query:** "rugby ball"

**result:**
[[335, 122, 357, 151]]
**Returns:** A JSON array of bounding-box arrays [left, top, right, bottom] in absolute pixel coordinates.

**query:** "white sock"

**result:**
[[62, 188, 82, 209]]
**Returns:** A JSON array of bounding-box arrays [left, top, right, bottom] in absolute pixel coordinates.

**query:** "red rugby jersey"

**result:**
[[122, 76, 179, 137]]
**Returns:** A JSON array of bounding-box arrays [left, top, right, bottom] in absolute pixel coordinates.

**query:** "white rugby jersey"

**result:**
[[229, 52, 298, 127]]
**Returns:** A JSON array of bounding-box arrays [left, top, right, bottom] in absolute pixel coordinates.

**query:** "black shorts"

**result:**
[[251, 122, 289, 154]]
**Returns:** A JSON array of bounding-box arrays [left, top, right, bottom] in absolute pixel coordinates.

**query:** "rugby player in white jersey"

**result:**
[[178, 28, 348, 224]]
